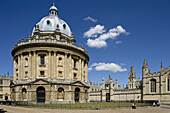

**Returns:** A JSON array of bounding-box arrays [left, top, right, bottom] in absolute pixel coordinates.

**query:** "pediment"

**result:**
[[71, 81, 89, 88], [30, 79, 50, 85], [10, 81, 16, 87]]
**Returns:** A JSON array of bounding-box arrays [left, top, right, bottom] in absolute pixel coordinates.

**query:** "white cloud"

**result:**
[[115, 40, 122, 44], [120, 63, 126, 66], [87, 39, 107, 48], [89, 62, 127, 73], [88, 67, 93, 71], [84, 16, 97, 22], [98, 26, 127, 41], [84, 25, 105, 38], [84, 25, 129, 48]]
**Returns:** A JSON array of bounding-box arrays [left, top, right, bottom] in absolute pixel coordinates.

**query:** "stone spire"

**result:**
[[160, 61, 163, 71], [115, 79, 118, 88], [138, 76, 140, 81], [143, 59, 146, 66], [7, 72, 9, 77], [143, 59, 148, 69], [130, 66, 135, 76]]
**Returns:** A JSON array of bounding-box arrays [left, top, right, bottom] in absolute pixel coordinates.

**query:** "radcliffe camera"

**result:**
[[0, 1, 169, 113]]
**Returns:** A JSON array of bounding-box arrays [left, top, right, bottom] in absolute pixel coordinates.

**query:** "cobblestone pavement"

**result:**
[[0, 105, 170, 113]]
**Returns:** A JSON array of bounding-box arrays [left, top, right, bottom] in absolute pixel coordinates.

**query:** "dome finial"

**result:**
[[53, 3, 55, 6]]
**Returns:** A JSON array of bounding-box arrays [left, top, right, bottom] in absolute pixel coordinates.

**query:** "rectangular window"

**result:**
[[40, 71, 45, 76], [0, 80, 2, 84], [74, 59, 76, 68], [0, 87, 3, 91], [74, 73, 77, 78], [168, 77, 170, 91], [40, 56, 45, 65], [58, 71, 62, 77], [151, 80, 156, 92], [25, 71, 28, 78], [0, 95, 3, 99]]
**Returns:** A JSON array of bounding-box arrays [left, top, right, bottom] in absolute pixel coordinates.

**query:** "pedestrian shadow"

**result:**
[[0, 109, 7, 113]]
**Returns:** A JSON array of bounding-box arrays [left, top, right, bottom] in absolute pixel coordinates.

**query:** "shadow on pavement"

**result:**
[[0, 109, 7, 113]]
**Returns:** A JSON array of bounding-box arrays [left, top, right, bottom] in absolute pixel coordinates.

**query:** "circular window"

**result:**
[[47, 20, 50, 25]]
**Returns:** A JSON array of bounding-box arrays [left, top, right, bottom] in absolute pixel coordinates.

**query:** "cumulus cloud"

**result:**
[[84, 25, 105, 38], [84, 25, 129, 48], [87, 39, 106, 48], [88, 67, 93, 71], [115, 40, 122, 44], [89, 62, 127, 73], [84, 16, 97, 22]]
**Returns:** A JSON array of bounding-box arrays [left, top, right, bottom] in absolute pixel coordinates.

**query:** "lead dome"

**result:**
[[32, 4, 72, 37]]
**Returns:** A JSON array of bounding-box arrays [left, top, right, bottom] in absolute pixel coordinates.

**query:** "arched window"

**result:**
[[106, 93, 110, 102], [46, 20, 51, 25], [168, 76, 170, 91], [22, 88, 27, 99], [37, 86, 45, 103], [75, 88, 80, 102], [150, 79, 156, 93], [63, 24, 66, 29]]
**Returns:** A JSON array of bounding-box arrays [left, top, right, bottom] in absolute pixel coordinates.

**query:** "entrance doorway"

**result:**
[[37, 87, 45, 103], [106, 93, 110, 102], [75, 88, 80, 102]]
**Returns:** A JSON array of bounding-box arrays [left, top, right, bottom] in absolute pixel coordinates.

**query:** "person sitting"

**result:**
[[156, 100, 160, 107], [132, 103, 136, 109], [153, 102, 156, 107]]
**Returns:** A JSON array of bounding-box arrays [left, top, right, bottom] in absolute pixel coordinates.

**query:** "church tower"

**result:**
[[128, 66, 136, 89], [142, 59, 149, 77]]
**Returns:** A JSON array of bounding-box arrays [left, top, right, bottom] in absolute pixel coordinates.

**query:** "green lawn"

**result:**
[[18, 102, 152, 109]]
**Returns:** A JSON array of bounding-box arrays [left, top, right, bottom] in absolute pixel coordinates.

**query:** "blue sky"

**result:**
[[0, 0, 170, 87]]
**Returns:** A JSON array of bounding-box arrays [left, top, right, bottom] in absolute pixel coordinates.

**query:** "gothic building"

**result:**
[[11, 4, 89, 104], [90, 60, 170, 103]]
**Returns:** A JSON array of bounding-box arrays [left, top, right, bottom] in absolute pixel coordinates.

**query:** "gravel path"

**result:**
[[0, 105, 170, 113]]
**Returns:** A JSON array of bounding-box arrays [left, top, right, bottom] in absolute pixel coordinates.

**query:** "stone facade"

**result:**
[[89, 60, 170, 103], [11, 4, 89, 104], [142, 60, 170, 103], [0, 73, 13, 101]]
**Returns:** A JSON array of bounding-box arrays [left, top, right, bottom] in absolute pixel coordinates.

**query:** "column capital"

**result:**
[[53, 50, 57, 53]]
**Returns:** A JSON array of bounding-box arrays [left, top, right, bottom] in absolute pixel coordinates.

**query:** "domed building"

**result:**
[[11, 4, 89, 104]]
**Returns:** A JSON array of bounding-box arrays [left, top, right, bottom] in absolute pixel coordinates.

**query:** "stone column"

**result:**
[[28, 52, 32, 79], [18, 54, 21, 80], [48, 51, 51, 78], [56, 52, 58, 79], [33, 51, 36, 79], [85, 62, 88, 82], [81, 59, 84, 81], [53, 51, 56, 78], [20, 53, 23, 79], [69, 54, 72, 80], [13, 57, 16, 80], [78, 58, 81, 80], [64, 53, 67, 79]]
